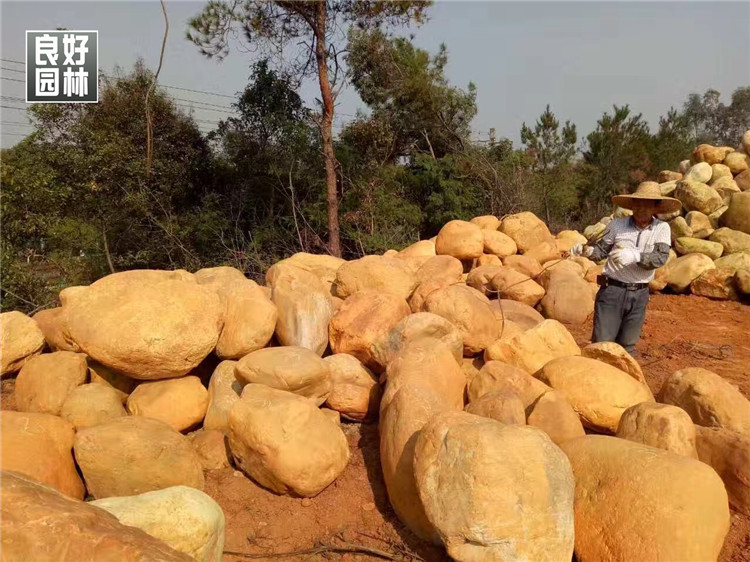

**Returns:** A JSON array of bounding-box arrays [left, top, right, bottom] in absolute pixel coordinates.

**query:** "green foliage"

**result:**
[[580, 105, 652, 219], [520, 105, 577, 224], [347, 28, 476, 159]]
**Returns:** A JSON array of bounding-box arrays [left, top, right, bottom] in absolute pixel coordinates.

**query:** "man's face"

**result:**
[[631, 200, 658, 225]]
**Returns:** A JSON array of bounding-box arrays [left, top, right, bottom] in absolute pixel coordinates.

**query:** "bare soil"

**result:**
[[2, 293, 748, 561]]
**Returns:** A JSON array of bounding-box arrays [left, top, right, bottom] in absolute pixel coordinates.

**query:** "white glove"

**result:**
[[610, 248, 641, 267], [570, 244, 593, 258]]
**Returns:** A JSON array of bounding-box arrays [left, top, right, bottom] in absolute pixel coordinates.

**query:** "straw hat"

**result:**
[[612, 182, 681, 214]]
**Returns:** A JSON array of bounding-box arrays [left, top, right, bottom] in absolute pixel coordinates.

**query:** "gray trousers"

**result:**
[[592, 284, 649, 355]]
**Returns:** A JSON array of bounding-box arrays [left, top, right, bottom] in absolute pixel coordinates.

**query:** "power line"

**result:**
[[0, 105, 27, 111], [1, 58, 23, 65], [1, 67, 25, 74], [0, 120, 31, 125], [1, 77, 25, 83], [161, 83, 233, 99], [170, 96, 234, 111]]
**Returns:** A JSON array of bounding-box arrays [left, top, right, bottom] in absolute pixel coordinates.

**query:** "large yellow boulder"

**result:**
[[720, 191, 750, 234], [709, 226, 750, 254], [684, 162, 713, 182], [398, 240, 436, 259], [467, 360, 551, 407], [227, 384, 349, 497], [333, 255, 417, 300], [1, 411, 85, 499], [0, 472, 193, 562], [469, 215, 501, 230], [380, 339, 465, 412], [329, 290, 411, 372], [213, 280, 277, 360], [499, 211, 553, 253], [194, 269, 276, 359], [560, 436, 730, 562], [536, 260, 584, 290], [323, 354, 380, 422], [674, 180, 723, 214], [424, 284, 499, 356], [539, 272, 594, 324], [616, 402, 698, 457], [536, 356, 654, 433], [490, 267, 545, 307], [484, 319, 580, 374], [372, 312, 463, 367], [674, 237, 724, 259], [466, 264, 503, 295], [415, 255, 463, 284], [380, 384, 448, 543], [502, 253, 543, 278], [684, 210, 713, 239], [482, 230, 517, 257], [235, 346, 331, 406], [61, 384, 126, 430], [14, 351, 88, 415], [492, 298, 544, 330], [724, 150, 750, 174], [465, 390, 526, 424], [203, 361, 241, 433], [581, 341, 645, 383], [408, 278, 453, 313], [658, 367, 750, 435], [413, 412, 575, 562], [435, 220, 484, 260], [667, 253, 716, 293], [695, 426, 750, 515], [32, 307, 77, 352], [691, 268, 739, 300], [126, 376, 209, 432], [63, 271, 223, 380], [523, 239, 561, 264], [691, 144, 731, 165], [267, 253, 345, 292], [73, 416, 204, 499], [526, 390, 585, 446], [0, 311, 45, 375], [269, 263, 332, 356], [714, 252, 750, 273]]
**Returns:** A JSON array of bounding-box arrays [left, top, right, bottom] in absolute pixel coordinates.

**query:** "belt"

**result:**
[[596, 275, 648, 291]]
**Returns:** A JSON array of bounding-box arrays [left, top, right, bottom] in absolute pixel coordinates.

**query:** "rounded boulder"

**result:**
[[414, 412, 575, 562], [560, 435, 730, 562], [227, 384, 350, 497], [73, 416, 205, 499], [0, 311, 45, 375], [126, 376, 209, 432], [435, 220, 484, 260], [323, 353, 381, 422], [235, 346, 331, 406], [536, 356, 654, 433], [424, 284, 499, 356], [63, 272, 223, 380]]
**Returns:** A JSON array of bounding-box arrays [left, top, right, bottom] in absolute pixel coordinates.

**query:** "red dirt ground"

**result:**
[[2, 293, 749, 561]]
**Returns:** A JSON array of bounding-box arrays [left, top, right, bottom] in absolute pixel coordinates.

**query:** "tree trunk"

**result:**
[[313, 2, 341, 257]]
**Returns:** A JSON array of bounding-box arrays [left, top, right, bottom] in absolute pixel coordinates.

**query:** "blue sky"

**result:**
[[2, 1, 749, 149]]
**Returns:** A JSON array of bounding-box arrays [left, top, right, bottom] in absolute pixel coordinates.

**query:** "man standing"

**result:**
[[570, 183, 681, 355]]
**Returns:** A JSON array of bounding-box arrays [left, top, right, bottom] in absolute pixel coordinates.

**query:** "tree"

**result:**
[[520, 105, 577, 224], [581, 105, 651, 219], [187, 0, 430, 257], [0, 63, 215, 310], [648, 107, 695, 173], [347, 28, 476, 161], [209, 60, 325, 265]]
